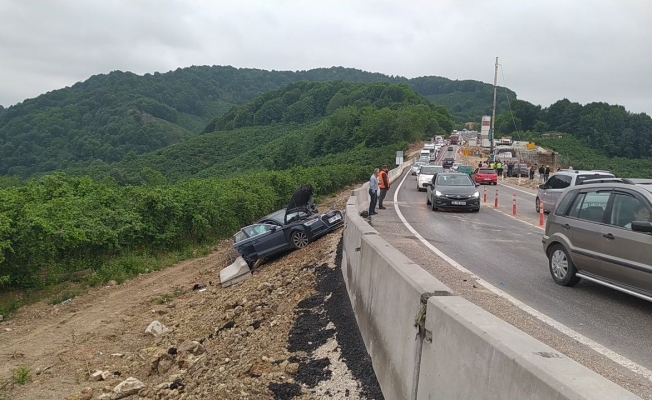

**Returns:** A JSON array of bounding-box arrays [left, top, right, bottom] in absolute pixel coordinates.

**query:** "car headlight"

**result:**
[[472, 191, 480, 198], [435, 190, 443, 197], [303, 218, 319, 226]]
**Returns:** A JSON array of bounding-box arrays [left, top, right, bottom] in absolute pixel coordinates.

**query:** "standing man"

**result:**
[[538, 164, 545, 182], [496, 160, 503, 179], [544, 165, 551, 181], [378, 164, 390, 209], [368, 168, 379, 216]]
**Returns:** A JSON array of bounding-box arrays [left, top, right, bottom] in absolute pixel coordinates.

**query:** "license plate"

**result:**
[[451, 201, 466, 205], [328, 215, 341, 223], [484, 178, 490, 181]]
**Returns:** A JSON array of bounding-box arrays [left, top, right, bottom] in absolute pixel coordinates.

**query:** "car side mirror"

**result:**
[[270, 226, 278, 232], [539, 184, 545, 189], [632, 221, 652, 233], [475, 183, 480, 187]]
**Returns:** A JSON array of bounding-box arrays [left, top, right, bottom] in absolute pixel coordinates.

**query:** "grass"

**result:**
[[12, 366, 30, 385], [0, 240, 216, 319], [151, 285, 183, 305]]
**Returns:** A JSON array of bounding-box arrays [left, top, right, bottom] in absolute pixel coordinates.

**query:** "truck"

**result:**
[[450, 133, 460, 145]]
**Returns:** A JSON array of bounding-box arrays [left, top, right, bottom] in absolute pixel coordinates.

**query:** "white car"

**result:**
[[451, 163, 462, 171], [411, 161, 426, 175], [416, 165, 444, 191]]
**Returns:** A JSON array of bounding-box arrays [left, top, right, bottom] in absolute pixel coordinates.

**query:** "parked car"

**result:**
[[542, 181, 652, 301], [233, 185, 344, 267], [456, 165, 473, 176], [536, 169, 615, 213], [471, 168, 497, 185], [411, 161, 426, 175], [426, 172, 480, 212], [416, 165, 444, 191], [510, 163, 529, 177]]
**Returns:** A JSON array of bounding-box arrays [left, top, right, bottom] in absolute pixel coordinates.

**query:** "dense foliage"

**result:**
[[66, 81, 452, 183], [0, 66, 505, 178], [0, 165, 370, 289], [495, 98, 652, 159], [536, 136, 652, 178]]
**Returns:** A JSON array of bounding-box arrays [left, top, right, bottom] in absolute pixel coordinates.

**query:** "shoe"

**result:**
[[370, 212, 378, 215], [378, 206, 386, 209]]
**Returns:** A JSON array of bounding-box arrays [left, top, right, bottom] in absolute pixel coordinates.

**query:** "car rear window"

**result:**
[[420, 166, 441, 174], [479, 169, 496, 174]]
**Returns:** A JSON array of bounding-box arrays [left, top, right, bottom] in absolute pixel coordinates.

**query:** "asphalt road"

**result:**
[[394, 159, 652, 371]]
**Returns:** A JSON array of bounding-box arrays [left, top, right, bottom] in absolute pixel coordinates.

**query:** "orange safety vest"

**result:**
[[378, 170, 389, 189]]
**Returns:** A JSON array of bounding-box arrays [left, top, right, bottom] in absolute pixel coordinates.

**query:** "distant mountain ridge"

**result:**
[[0, 66, 514, 178]]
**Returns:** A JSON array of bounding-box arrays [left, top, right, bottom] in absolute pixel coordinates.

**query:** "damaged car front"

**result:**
[[232, 185, 344, 267]]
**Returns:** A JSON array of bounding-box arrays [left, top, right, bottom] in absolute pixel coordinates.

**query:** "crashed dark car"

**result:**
[[232, 185, 344, 267]]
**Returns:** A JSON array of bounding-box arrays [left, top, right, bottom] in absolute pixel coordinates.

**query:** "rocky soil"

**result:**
[[0, 190, 383, 400]]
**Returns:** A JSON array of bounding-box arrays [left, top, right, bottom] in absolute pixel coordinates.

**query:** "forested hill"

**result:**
[[69, 81, 454, 184], [0, 65, 512, 178], [494, 98, 652, 159]]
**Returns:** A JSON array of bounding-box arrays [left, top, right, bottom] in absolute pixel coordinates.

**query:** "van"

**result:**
[[420, 149, 431, 159]]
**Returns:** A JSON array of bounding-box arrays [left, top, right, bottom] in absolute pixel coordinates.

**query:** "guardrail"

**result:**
[[341, 159, 640, 400]]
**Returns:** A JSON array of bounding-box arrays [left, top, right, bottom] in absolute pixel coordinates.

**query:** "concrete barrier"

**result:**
[[418, 296, 639, 400], [341, 160, 640, 400]]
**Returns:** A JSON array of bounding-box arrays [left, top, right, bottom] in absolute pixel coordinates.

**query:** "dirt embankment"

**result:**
[[0, 191, 383, 400]]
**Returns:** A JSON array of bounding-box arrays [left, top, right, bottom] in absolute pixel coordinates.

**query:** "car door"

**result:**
[[541, 176, 562, 211], [601, 190, 652, 293], [564, 189, 614, 279], [546, 175, 572, 211], [249, 223, 290, 258]]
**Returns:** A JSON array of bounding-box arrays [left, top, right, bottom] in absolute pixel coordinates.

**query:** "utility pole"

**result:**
[[490, 56, 499, 158]]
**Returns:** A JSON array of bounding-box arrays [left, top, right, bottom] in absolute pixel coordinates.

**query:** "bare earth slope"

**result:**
[[0, 191, 383, 400]]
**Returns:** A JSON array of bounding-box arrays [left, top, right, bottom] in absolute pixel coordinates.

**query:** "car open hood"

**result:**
[[286, 184, 314, 213]]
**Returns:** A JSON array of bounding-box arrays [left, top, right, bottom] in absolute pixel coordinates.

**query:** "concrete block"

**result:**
[[219, 257, 251, 288], [417, 296, 640, 400], [343, 228, 452, 400]]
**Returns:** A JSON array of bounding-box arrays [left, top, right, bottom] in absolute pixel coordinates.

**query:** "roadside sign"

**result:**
[[396, 151, 404, 165]]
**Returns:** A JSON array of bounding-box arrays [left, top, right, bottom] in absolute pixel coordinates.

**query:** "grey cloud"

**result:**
[[1, 0, 651, 115]]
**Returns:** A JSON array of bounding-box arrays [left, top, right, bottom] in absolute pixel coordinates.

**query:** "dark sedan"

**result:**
[[426, 172, 481, 212], [233, 185, 344, 267]]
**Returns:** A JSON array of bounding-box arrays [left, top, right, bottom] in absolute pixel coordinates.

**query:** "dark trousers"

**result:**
[[378, 189, 388, 208], [369, 190, 377, 215]]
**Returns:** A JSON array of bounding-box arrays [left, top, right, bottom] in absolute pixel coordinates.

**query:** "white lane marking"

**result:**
[[498, 182, 537, 196], [487, 205, 545, 231], [393, 170, 652, 382]]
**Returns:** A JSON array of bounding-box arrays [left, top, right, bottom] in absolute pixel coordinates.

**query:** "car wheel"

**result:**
[[290, 230, 309, 249], [548, 244, 580, 286], [535, 197, 541, 213], [492, 182, 497, 185], [426, 195, 431, 205], [431, 201, 438, 211]]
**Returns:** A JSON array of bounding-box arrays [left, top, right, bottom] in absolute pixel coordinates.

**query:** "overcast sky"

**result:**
[[1, 0, 650, 114]]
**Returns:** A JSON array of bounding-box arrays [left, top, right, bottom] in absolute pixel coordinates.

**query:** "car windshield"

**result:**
[[267, 209, 286, 224], [436, 174, 474, 186], [420, 166, 441, 175], [479, 169, 496, 174]]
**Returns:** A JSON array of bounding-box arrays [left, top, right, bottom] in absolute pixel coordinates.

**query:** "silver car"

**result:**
[[542, 181, 652, 301], [536, 169, 614, 213]]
